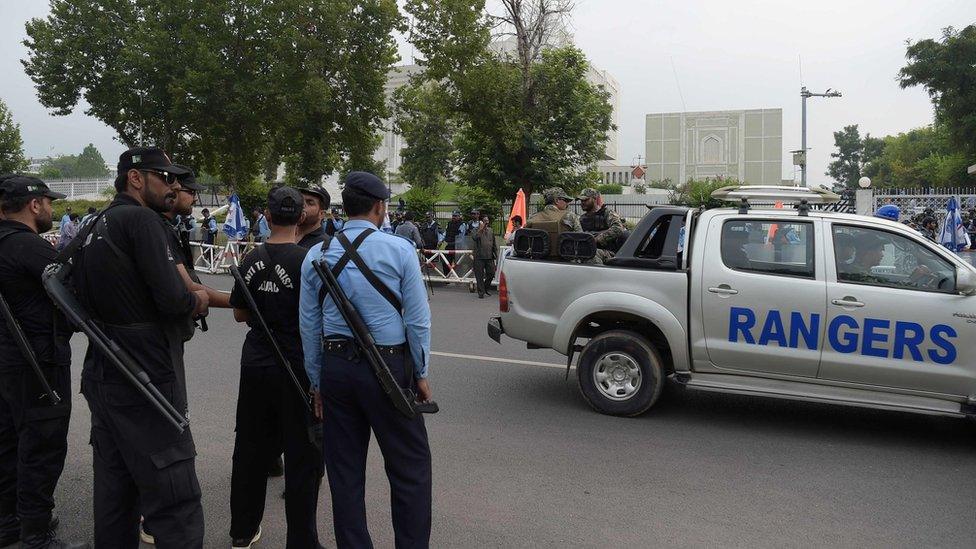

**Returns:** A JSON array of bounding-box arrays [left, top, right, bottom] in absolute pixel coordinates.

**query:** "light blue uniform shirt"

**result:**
[[257, 215, 271, 239], [299, 219, 432, 389]]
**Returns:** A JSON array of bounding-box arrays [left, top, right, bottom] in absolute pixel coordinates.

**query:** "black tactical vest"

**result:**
[[581, 207, 610, 233]]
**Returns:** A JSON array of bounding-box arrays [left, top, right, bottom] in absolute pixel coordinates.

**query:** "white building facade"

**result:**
[[645, 108, 783, 186]]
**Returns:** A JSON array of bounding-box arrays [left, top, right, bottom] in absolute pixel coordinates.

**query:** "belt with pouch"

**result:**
[[322, 337, 406, 356]]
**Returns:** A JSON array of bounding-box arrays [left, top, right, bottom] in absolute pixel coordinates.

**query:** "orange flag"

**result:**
[[506, 188, 527, 235], [767, 201, 784, 243]]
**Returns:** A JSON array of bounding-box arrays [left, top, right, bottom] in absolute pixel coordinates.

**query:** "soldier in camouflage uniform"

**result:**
[[526, 187, 582, 232], [524, 187, 581, 259], [578, 188, 626, 254]]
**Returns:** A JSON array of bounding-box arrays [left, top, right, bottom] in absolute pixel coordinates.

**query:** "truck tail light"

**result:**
[[499, 272, 509, 312]]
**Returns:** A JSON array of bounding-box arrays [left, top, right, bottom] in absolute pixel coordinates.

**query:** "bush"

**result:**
[[235, 177, 272, 215], [399, 185, 440, 216], [669, 177, 738, 209], [53, 198, 111, 222], [595, 183, 622, 195], [633, 182, 647, 194], [454, 184, 500, 220], [648, 179, 674, 190]]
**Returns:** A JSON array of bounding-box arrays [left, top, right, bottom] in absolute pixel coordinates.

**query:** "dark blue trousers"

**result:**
[[320, 346, 431, 549]]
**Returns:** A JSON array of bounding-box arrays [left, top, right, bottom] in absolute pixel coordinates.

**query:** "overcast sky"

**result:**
[[2, 1, 973, 186]]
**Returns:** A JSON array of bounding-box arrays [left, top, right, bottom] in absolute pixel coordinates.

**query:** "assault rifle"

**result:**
[[41, 264, 189, 433], [312, 258, 438, 419], [0, 290, 61, 405], [229, 265, 312, 412]]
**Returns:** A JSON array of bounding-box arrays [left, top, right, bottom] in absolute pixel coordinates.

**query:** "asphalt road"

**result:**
[[45, 274, 976, 548]]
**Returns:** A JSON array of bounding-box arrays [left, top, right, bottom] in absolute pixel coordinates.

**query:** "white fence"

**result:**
[[872, 192, 976, 222], [44, 179, 114, 200]]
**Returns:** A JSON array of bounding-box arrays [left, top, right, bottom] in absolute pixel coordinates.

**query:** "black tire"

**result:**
[[576, 330, 665, 417]]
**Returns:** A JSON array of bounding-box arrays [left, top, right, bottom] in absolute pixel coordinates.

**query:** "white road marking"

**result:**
[[431, 351, 565, 370]]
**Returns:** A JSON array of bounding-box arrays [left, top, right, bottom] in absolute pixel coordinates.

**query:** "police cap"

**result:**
[[343, 171, 390, 200], [117, 147, 189, 177], [268, 186, 303, 218], [578, 187, 600, 199], [300, 185, 331, 209], [0, 176, 66, 200], [173, 164, 204, 191]]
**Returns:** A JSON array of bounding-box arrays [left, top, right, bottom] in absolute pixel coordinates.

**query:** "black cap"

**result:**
[[117, 147, 189, 177], [343, 172, 390, 200], [300, 185, 331, 209], [173, 164, 203, 191], [0, 176, 66, 200], [268, 186, 303, 218]]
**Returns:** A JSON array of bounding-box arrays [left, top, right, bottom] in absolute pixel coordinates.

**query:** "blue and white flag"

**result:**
[[938, 196, 971, 253], [223, 193, 249, 240]]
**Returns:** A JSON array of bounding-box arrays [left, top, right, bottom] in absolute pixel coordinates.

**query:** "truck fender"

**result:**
[[552, 292, 689, 371]]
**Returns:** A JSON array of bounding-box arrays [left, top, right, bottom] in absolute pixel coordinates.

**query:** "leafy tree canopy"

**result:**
[[898, 25, 976, 155], [826, 125, 883, 189], [0, 99, 28, 174]]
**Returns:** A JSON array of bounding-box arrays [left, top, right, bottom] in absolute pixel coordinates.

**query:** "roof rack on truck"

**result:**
[[710, 185, 841, 216]]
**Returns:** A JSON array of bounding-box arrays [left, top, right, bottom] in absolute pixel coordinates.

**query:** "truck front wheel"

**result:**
[[576, 330, 664, 416]]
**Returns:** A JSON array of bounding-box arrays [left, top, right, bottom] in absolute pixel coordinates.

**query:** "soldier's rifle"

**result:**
[[41, 264, 188, 433], [312, 258, 439, 419], [229, 265, 312, 412], [0, 290, 62, 405]]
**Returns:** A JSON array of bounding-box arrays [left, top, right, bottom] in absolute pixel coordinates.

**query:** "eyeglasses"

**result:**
[[141, 169, 178, 185]]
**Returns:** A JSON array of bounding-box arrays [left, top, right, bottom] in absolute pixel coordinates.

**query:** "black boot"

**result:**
[[0, 515, 18, 547], [21, 529, 89, 549]]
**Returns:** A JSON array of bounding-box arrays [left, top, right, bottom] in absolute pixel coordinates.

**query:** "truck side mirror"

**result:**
[[957, 267, 976, 296]]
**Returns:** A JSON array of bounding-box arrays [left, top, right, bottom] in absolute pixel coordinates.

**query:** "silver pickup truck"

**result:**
[[489, 186, 976, 418]]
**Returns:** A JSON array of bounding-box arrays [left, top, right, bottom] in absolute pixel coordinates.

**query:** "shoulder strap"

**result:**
[[317, 229, 403, 314], [315, 229, 375, 309]]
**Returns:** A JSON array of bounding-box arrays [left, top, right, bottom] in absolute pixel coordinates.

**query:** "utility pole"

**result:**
[[800, 86, 841, 187]]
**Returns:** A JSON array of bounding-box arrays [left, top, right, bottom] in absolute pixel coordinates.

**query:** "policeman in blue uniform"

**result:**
[[299, 172, 433, 549]]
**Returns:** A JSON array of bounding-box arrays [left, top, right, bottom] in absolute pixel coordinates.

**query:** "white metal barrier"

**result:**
[[191, 241, 259, 274], [419, 249, 476, 288]]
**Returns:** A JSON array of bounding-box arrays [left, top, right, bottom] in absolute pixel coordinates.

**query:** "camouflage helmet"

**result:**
[[578, 187, 600, 200], [542, 187, 573, 204]]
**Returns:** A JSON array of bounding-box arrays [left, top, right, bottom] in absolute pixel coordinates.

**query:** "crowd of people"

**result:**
[[876, 203, 976, 251], [0, 148, 434, 549]]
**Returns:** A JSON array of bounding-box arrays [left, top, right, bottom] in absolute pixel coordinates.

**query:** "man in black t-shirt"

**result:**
[[228, 186, 321, 549], [0, 177, 86, 548]]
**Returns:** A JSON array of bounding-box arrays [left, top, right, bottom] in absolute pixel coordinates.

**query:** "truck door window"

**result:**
[[833, 225, 956, 292], [636, 215, 672, 259], [721, 220, 815, 278]]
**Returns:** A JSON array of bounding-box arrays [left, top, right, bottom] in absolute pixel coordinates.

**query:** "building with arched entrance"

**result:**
[[645, 108, 783, 186]]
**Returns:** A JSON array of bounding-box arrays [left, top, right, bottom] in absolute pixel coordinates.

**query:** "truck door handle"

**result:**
[[831, 297, 864, 308], [708, 285, 739, 296]]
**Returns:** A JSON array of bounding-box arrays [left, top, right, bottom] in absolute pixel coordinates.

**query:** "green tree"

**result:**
[[826, 124, 883, 188], [867, 124, 974, 188], [73, 144, 110, 178], [0, 99, 28, 174], [392, 82, 456, 189], [898, 25, 976, 155], [404, 0, 614, 199], [23, 0, 401, 190]]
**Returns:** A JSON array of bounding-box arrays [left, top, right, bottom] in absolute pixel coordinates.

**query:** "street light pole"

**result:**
[[800, 86, 842, 187]]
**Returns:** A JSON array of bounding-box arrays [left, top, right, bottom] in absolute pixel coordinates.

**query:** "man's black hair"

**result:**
[[69, 213, 79, 221], [341, 187, 380, 217], [512, 215, 523, 224], [0, 195, 34, 215], [113, 173, 127, 193], [87, 207, 96, 214], [269, 209, 301, 227], [404, 211, 414, 221]]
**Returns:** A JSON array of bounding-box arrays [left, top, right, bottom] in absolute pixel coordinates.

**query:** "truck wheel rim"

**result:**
[[593, 352, 641, 401]]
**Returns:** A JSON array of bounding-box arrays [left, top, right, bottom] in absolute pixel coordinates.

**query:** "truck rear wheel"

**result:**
[[576, 330, 664, 417]]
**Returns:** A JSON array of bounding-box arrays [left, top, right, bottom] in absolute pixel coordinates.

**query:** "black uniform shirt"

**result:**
[[0, 220, 70, 369], [298, 226, 330, 250], [229, 243, 307, 368], [74, 194, 196, 325]]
